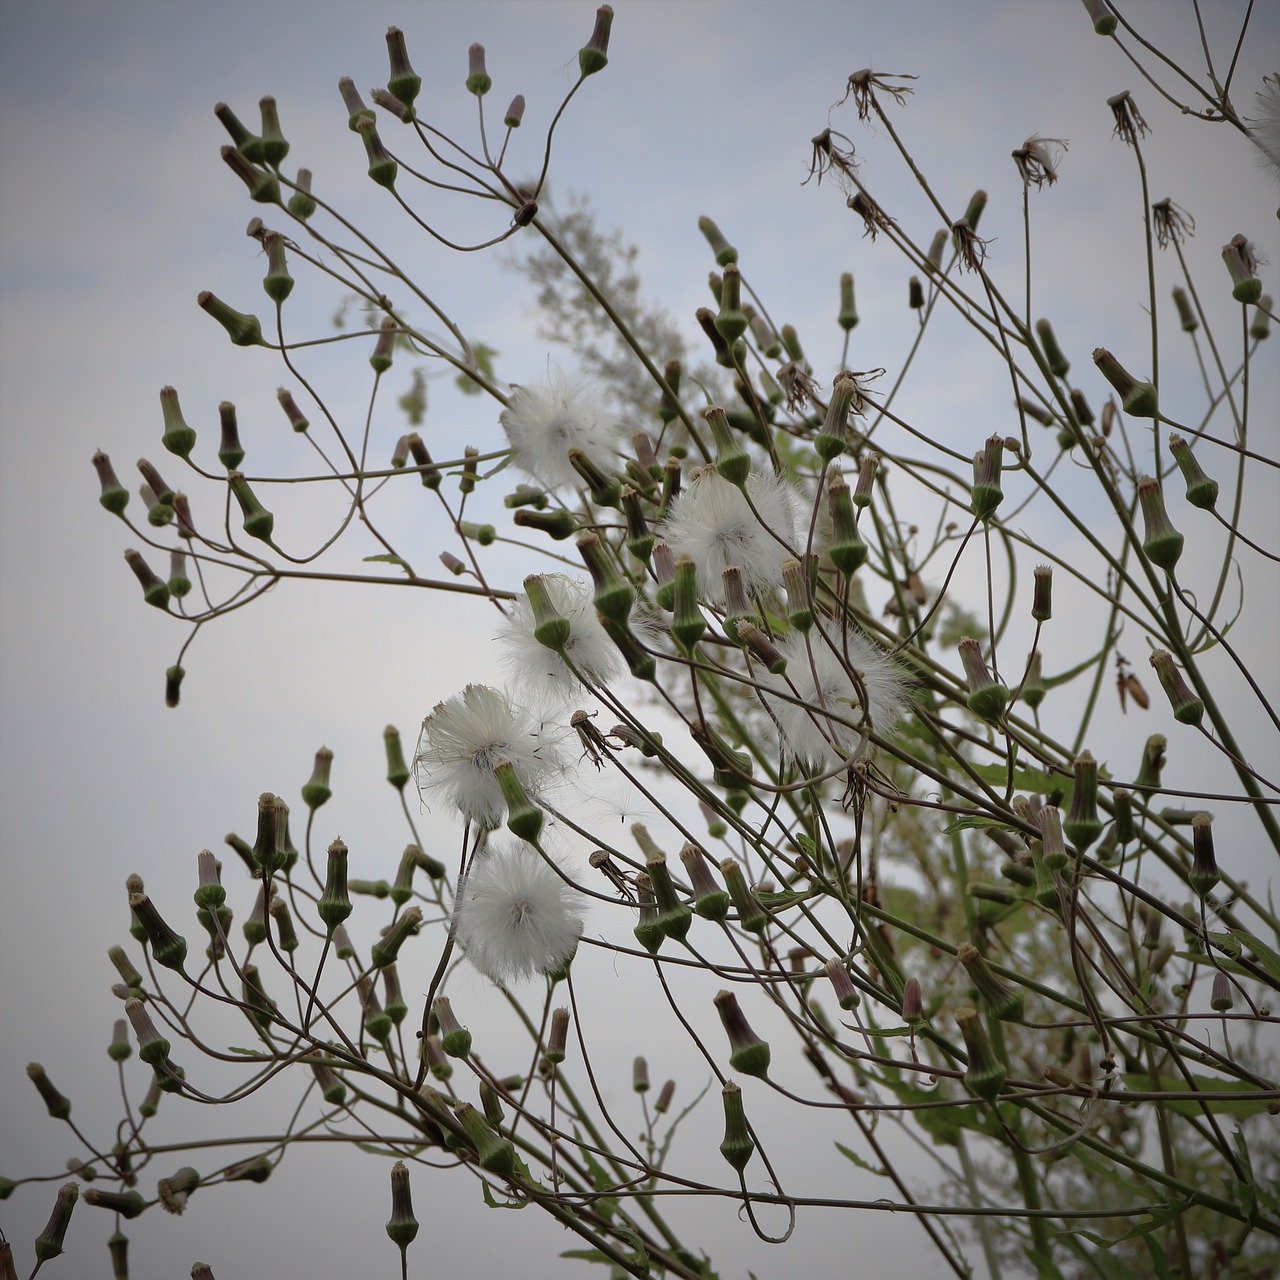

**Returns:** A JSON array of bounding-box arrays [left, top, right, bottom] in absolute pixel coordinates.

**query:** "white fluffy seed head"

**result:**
[[453, 842, 585, 984], [763, 630, 907, 768], [499, 371, 626, 493], [496, 574, 621, 706], [1248, 74, 1280, 187], [414, 684, 566, 830], [661, 467, 799, 600]]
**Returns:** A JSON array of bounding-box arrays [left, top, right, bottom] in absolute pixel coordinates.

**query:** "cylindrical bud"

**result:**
[[214, 101, 262, 160], [1172, 285, 1198, 332], [27, 1063, 72, 1120], [1136, 475, 1184, 572], [242, 882, 269, 945], [720, 858, 766, 933], [698, 215, 737, 265], [198, 291, 265, 347], [838, 271, 859, 330], [124, 998, 170, 1065], [355, 117, 397, 188], [654, 1079, 676, 1114], [1149, 650, 1203, 726], [719, 1082, 755, 1171], [34, 1182, 79, 1262], [827, 469, 867, 574], [384, 1160, 420, 1256], [212, 401, 244, 470], [1210, 970, 1234, 1012], [227, 472, 274, 542], [970, 433, 1004, 521], [1190, 812, 1220, 897], [908, 275, 924, 310], [1167, 435, 1218, 510], [221, 144, 280, 203], [108, 945, 143, 990], [901, 976, 924, 1024], [671, 554, 707, 652], [300, 746, 334, 812], [286, 167, 316, 221], [620, 485, 655, 563], [577, 532, 634, 625], [1031, 565, 1053, 623], [1022, 649, 1046, 711], [633, 874, 663, 954], [1135, 734, 1167, 790], [433, 996, 472, 1058], [578, 5, 614, 77], [424, 1034, 451, 1080], [1064, 752, 1104, 853], [958, 636, 1009, 722], [1035, 318, 1071, 377], [958, 943, 1025, 1022], [193, 849, 225, 912], [1082, 0, 1118, 35], [632, 1055, 650, 1093], [1092, 348, 1158, 418], [466, 42, 491, 95], [384, 725, 411, 789], [370, 317, 397, 374], [956, 1007, 1006, 1101], [268, 895, 299, 953], [1251, 296, 1272, 341], [681, 842, 730, 920], [781, 557, 813, 633], [1038, 804, 1069, 874], [157, 385, 197, 460], [339, 76, 375, 131], [382, 966, 408, 1026], [501, 94, 526, 128], [546, 1008, 570, 1065], [493, 759, 544, 841], [92, 451, 130, 515], [1221, 235, 1262, 304], [714, 267, 749, 347], [824, 959, 860, 1010], [257, 95, 288, 166], [385, 27, 422, 109], [308, 1050, 347, 1106], [129, 894, 187, 971], [273, 387, 308, 434], [370, 907, 423, 969], [84, 1188, 146, 1218]]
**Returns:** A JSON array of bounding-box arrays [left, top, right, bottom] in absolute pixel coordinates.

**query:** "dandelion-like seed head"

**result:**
[[662, 467, 798, 600], [415, 684, 564, 830], [1247, 73, 1280, 187], [499, 371, 624, 493], [497, 574, 621, 705], [453, 842, 585, 984], [763, 630, 906, 768]]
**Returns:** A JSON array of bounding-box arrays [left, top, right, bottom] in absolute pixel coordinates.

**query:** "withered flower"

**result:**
[[838, 68, 918, 121], [1012, 135, 1068, 189], [1108, 90, 1149, 146], [1152, 198, 1195, 249], [848, 188, 894, 240], [805, 128, 857, 186]]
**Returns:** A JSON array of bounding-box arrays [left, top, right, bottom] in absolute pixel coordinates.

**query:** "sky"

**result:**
[[1, 2, 1277, 1277]]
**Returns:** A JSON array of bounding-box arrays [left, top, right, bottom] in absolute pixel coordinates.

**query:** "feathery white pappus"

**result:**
[[661, 466, 799, 599], [763, 630, 906, 768], [496, 573, 621, 705], [414, 684, 566, 830], [1247, 73, 1280, 187], [499, 371, 625, 493], [453, 842, 585, 983]]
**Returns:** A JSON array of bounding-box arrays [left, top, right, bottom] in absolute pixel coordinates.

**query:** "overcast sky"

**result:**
[[1, 2, 1277, 1277]]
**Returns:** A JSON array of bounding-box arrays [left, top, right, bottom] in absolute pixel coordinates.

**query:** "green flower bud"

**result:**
[[313, 839, 352, 934], [193, 849, 225, 911], [156, 1166, 200, 1216], [241, 964, 279, 1037], [27, 1064, 72, 1120], [780, 557, 814, 633], [1030, 564, 1053, 623], [827, 469, 867, 574], [1172, 285, 1198, 332], [92, 451, 129, 515], [1222, 235, 1262, 304], [124, 997, 170, 1065], [513, 507, 578, 540], [577, 532, 633, 625], [456, 1102, 517, 1176], [1149, 650, 1203, 726], [433, 996, 472, 1059], [1092, 348, 1157, 418], [1081, 0, 1118, 34], [268, 894, 299, 953], [310, 1050, 347, 1106], [288, 168, 316, 220], [84, 1188, 146, 1218], [679, 842, 729, 920], [297, 746, 334, 812], [1019, 649, 1046, 711], [378, 723, 410, 790], [720, 857, 766, 933], [490, 760, 543, 841], [1035, 318, 1070, 377], [221, 145, 280, 204], [128, 893, 186, 971], [355, 117, 397, 188], [1189, 811, 1220, 897], [122, 549, 169, 612], [1064, 751, 1104, 853], [824, 959, 861, 1010], [578, 5, 614, 77], [715, 265, 749, 345], [957, 1007, 1006, 1100], [645, 849, 693, 940], [958, 943, 1025, 1022], [1167, 434, 1218, 510], [697, 216, 738, 268], [1136, 475, 1183, 572], [1211, 970, 1234, 1012], [837, 271, 859, 331], [1251, 296, 1272, 341], [227, 471, 274, 542], [338, 76, 375, 132], [198, 290, 265, 346], [466, 42, 491, 95], [370, 907, 423, 969], [958, 636, 1009, 722], [217, 401, 244, 470], [715, 990, 770, 1078], [214, 101, 262, 161], [257, 95, 288, 167], [697, 305, 739, 368], [385, 26, 422, 109], [157, 385, 197, 459], [384, 1159, 420, 1259], [970, 433, 1005, 521], [719, 1082, 755, 1171], [34, 1182, 79, 1262], [632, 874, 664, 954]]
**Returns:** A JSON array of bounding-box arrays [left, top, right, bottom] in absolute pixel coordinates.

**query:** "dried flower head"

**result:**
[[499, 371, 625, 494], [777, 362, 821, 413], [1152, 198, 1195, 249], [662, 467, 799, 599], [762, 630, 906, 767], [838, 68, 918, 120], [1012, 135, 1067, 189], [848, 188, 894, 240], [453, 841, 585, 983], [1108, 90, 1149, 146], [804, 128, 857, 186], [415, 684, 566, 830]]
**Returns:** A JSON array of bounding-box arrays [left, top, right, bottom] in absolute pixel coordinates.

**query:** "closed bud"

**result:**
[[138, 1077, 162, 1117], [970, 433, 1004, 521], [1167, 434, 1218, 510], [633, 1056, 650, 1093], [736, 622, 787, 675], [27, 1063, 72, 1120], [577, 532, 633, 625], [958, 636, 1008, 722], [698, 215, 737, 265], [108, 945, 143, 990], [93, 451, 130, 515], [34, 1182, 79, 1262], [1092, 348, 1157, 418], [1022, 650, 1046, 710], [958, 943, 1025, 1022], [578, 5, 614, 77], [466, 42, 491, 96], [1136, 475, 1183, 572], [221, 145, 280, 204], [433, 996, 472, 1058], [546, 1007, 570, 1065], [837, 271, 859, 331], [670, 554, 707, 652], [1038, 804, 1069, 872], [288, 168, 316, 220], [1172, 285, 1198, 332], [216, 401, 244, 470], [317, 839, 352, 933], [124, 997, 170, 1065], [719, 1082, 755, 1171], [1064, 751, 1103, 853], [1031, 564, 1053, 623], [1222, 235, 1262, 304], [214, 101, 262, 161], [1081, 0, 1118, 34], [1035, 318, 1071, 377], [385, 27, 422, 109], [1149, 650, 1203, 725], [781, 557, 813, 633], [257, 95, 288, 167], [382, 723, 412, 790], [825, 959, 860, 1010], [720, 857, 766, 933], [339, 76, 375, 132], [193, 849, 225, 911], [1135, 733, 1167, 791], [84, 1187, 146, 1218], [645, 848, 693, 940], [1211, 970, 1234, 1012], [129, 893, 187, 971], [268, 895, 299, 953], [1190, 812, 1220, 897], [901, 976, 924, 1024], [1251, 296, 1272, 341], [370, 907, 422, 970], [356, 117, 397, 188], [681, 842, 730, 920], [957, 1007, 1005, 1100], [198, 290, 265, 346], [156, 385, 197, 459], [827, 469, 867, 573], [241, 963, 279, 1037]]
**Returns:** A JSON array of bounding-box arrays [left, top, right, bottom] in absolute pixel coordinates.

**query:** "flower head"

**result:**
[[496, 574, 621, 705], [415, 684, 565, 830], [662, 467, 798, 600], [763, 630, 906, 767], [1247, 73, 1280, 187], [499, 371, 625, 493], [453, 841, 585, 983]]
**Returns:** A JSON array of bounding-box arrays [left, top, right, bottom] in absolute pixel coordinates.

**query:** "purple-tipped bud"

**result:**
[[958, 943, 1025, 1022], [1167, 434, 1218, 510], [214, 101, 262, 161], [654, 1079, 676, 1114], [383, 1160, 420, 1258], [907, 274, 924, 310], [370, 317, 397, 374], [338, 76, 375, 131], [257, 95, 288, 167], [355, 116, 397, 188], [545, 1007, 570, 1065], [1211, 970, 1234, 1012], [221, 145, 280, 204], [633, 1055, 650, 1093], [719, 1082, 755, 1171], [384, 27, 422, 109], [680, 842, 730, 920], [198, 290, 265, 347], [958, 636, 1009, 722], [1149, 650, 1203, 725], [970, 433, 1004, 521], [502, 94, 525, 128], [1222, 235, 1262, 304], [1092, 348, 1157, 418], [34, 1182, 79, 1262], [1031, 565, 1053, 623], [1189, 812, 1220, 897], [212, 401, 244, 471], [825, 959, 861, 1010], [124, 997, 171, 1065], [466, 43, 491, 96], [227, 472, 274, 543], [901, 977, 924, 1024], [258, 231, 294, 304], [1136, 475, 1183, 572], [579, 5, 614, 77], [27, 1063, 72, 1120], [129, 893, 187, 971], [93, 451, 130, 515], [192, 849, 225, 912]]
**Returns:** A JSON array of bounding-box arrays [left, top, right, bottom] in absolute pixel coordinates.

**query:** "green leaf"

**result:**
[[1226, 928, 1280, 986], [456, 342, 498, 394], [1072, 1201, 1189, 1251], [363, 553, 411, 574], [481, 1181, 528, 1210], [944, 815, 1020, 835], [1121, 1073, 1273, 1117], [835, 1141, 886, 1177], [970, 763, 1060, 795]]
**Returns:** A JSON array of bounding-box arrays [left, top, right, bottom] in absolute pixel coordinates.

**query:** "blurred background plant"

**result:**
[[2, 3, 1278, 1278]]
